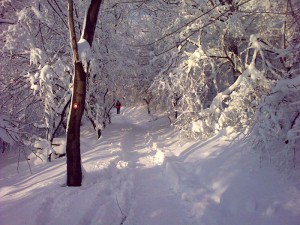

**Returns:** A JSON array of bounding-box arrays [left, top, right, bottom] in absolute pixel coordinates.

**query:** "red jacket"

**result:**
[[116, 102, 121, 108]]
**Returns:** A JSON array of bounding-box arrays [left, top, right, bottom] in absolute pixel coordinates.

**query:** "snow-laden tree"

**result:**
[[0, 0, 45, 151], [113, 0, 181, 114], [81, 0, 139, 136], [1, 0, 299, 170], [252, 76, 300, 169], [147, 0, 299, 142], [248, 0, 300, 168], [1, 0, 100, 158], [144, 0, 300, 168], [1, 0, 180, 153], [65, 0, 102, 186]]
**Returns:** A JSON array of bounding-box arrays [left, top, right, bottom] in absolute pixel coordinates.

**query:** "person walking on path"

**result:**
[[116, 100, 121, 114]]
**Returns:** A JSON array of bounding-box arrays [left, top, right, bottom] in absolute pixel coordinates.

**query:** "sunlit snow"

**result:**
[[1, 107, 300, 225]]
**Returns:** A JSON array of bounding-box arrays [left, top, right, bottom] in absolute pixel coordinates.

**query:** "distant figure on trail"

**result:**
[[116, 100, 121, 114]]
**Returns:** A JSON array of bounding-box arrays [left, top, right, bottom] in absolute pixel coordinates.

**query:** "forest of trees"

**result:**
[[0, 0, 299, 184]]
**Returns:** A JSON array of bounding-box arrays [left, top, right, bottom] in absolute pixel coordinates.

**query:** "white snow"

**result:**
[[1, 107, 300, 225], [29, 47, 45, 65], [77, 38, 91, 72], [78, 38, 91, 60]]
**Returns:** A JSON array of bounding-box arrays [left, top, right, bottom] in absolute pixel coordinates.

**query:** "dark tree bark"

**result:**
[[66, 62, 86, 186], [66, 0, 102, 186], [173, 94, 181, 119], [143, 96, 153, 115], [81, 0, 102, 46]]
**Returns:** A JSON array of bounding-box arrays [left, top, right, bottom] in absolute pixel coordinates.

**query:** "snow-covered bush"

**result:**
[[28, 57, 72, 142], [27, 137, 66, 164], [251, 76, 300, 169], [152, 32, 276, 139]]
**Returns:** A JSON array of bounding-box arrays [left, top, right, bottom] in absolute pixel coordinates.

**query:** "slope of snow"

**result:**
[[0, 107, 300, 225]]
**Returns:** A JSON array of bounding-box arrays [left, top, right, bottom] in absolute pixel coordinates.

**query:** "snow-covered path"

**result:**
[[108, 112, 194, 225], [1, 107, 300, 225]]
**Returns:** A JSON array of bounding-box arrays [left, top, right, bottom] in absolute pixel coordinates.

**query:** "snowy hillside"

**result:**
[[1, 107, 300, 225]]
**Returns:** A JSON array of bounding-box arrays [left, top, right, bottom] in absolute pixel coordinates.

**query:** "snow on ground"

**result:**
[[1, 107, 300, 225]]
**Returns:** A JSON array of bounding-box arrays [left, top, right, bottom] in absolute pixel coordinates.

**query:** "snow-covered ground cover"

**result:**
[[1, 107, 300, 225]]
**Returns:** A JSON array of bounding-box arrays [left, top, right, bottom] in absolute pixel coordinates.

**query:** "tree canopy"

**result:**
[[1, 0, 299, 169]]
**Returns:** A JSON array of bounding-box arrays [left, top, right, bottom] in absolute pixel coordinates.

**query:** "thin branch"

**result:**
[[238, 10, 297, 15], [67, 0, 80, 62], [132, 1, 224, 47], [23, 149, 33, 174], [53, 98, 71, 137], [115, 196, 127, 225], [46, 0, 69, 29], [154, 0, 253, 56], [0, 19, 15, 24]]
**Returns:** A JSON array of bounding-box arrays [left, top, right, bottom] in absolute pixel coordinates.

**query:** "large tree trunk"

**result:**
[[66, 62, 86, 186], [66, 0, 102, 186]]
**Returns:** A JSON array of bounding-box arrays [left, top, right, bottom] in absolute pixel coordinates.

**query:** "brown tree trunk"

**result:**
[[143, 96, 152, 115], [81, 0, 102, 46], [66, 62, 86, 186], [66, 0, 102, 186]]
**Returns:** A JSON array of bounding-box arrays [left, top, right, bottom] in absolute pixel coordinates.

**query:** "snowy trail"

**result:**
[[107, 110, 194, 225], [1, 107, 300, 225]]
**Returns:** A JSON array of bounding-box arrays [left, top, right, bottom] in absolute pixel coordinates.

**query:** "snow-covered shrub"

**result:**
[[153, 34, 275, 139], [1, 1, 73, 150], [28, 137, 66, 164], [196, 34, 278, 136], [28, 57, 72, 142], [251, 77, 300, 169]]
